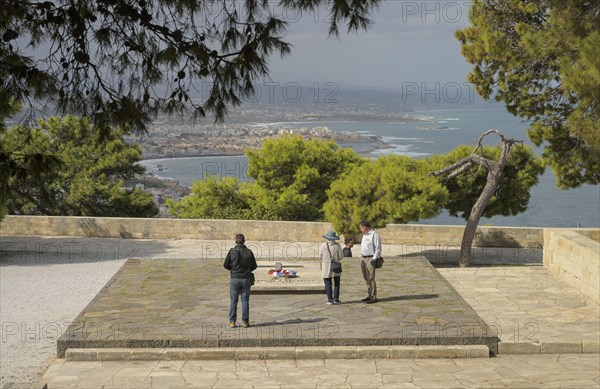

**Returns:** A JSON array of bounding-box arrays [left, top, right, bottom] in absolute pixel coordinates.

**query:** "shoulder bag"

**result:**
[[326, 244, 342, 273]]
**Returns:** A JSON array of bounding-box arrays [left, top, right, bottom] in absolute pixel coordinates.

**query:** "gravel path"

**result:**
[[0, 254, 124, 386]]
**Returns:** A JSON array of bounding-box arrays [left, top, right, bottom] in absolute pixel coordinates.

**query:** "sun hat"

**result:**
[[323, 230, 340, 240]]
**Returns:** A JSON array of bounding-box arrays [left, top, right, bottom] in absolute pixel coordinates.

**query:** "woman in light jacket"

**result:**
[[320, 230, 344, 305]]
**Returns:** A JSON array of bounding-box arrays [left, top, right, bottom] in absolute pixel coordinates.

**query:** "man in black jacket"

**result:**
[[224, 234, 257, 328]]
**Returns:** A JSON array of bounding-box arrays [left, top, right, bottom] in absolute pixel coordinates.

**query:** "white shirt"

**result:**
[[360, 229, 382, 258]]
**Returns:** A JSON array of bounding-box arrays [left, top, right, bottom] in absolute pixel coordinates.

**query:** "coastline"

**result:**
[[140, 151, 243, 161], [140, 139, 389, 161], [133, 108, 600, 228]]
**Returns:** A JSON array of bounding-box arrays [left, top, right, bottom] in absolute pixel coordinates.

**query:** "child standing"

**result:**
[[343, 238, 353, 257]]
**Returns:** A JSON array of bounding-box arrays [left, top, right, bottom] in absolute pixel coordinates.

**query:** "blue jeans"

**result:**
[[229, 277, 252, 322], [324, 276, 340, 302]]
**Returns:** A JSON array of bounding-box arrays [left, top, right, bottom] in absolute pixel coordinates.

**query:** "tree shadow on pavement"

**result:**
[[344, 294, 439, 304], [252, 318, 328, 327], [400, 248, 542, 266]]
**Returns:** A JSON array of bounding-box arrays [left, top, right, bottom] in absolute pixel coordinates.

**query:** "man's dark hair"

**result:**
[[359, 221, 371, 228], [235, 234, 245, 245], [345, 238, 353, 245]]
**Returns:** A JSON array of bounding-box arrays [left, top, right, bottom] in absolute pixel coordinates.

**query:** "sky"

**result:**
[[11, 0, 480, 118], [266, 1, 474, 90]]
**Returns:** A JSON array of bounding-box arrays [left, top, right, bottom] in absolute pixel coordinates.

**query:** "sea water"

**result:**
[[140, 108, 600, 228]]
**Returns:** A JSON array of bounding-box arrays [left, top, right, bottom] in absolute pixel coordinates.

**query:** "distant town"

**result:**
[[129, 124, 386, 159], [126, 104, 429, 159]]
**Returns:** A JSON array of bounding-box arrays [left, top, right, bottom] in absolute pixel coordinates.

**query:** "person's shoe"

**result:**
[[333, 300, 341, 305], [228, 321, 236, 328], [242, 320, 250, 328], [326, 301, 333, 305], [366, 298, 378, 304], [361, 296, 371, 302]]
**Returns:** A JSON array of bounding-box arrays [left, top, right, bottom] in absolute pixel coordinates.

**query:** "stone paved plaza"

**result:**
[[57, 256, 499, 357], [41, 354, 600, 388], [1, 236, 598, 388], [439, 266, 600, 348]]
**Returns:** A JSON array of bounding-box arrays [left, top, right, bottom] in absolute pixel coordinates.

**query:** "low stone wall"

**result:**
[[577, 229, 600, 243], [378, 224, 543, 248], [544, 229, 600, 304], [0, 216, 332, 242], [0, 215, 544, 248]]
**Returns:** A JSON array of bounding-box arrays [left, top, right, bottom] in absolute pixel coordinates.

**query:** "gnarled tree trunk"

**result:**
[[430, 130, 518, 267]]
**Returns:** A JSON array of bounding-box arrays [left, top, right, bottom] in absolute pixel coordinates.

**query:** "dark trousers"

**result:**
[[229, 277, 252, 322], [324, 276, 340, 301]]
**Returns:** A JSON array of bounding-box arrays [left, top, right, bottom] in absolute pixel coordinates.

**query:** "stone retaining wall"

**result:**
[[577, 229, 600, 243], [378, 224, 543, 248], [543, 229, 600, 304], [0, 215, 544, 248], [0, 216, 332, 242]]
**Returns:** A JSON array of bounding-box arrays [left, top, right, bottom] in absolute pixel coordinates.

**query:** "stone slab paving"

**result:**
[[437, 266, 600, 353], [3, 236, 597, 388], [57, 256, 499, 357], [0, 236, 534, 388], [40, 354, 600, 388]]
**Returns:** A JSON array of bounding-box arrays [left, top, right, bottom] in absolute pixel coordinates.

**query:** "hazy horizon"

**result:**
[[266, 1, 474, 90]]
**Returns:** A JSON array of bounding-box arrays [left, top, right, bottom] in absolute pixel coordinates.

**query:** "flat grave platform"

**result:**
[[58, 256, 499, 357], [253, 261, 324, 292]]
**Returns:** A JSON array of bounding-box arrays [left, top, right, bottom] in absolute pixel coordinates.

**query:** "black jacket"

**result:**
[[224, 244, 257, 279]]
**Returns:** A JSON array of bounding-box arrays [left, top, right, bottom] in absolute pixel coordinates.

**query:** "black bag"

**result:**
[[249, 272, 255, 285], [331, 260, 342, 273], [327, 244, 342, 273], [371, 257, 384, 269]]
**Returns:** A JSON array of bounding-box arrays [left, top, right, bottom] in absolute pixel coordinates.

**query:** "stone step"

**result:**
[[498, 341, 600, 354], [65, 345, 490, 361]]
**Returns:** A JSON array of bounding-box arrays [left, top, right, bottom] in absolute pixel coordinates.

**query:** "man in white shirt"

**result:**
[[359, 220, 382, 304]]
